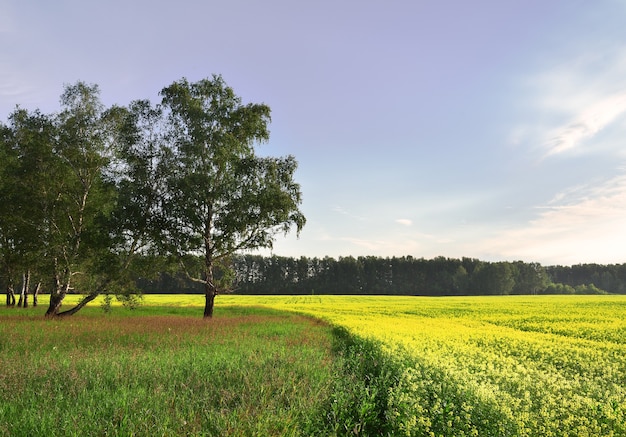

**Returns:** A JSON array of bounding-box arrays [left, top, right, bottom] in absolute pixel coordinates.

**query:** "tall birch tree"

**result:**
[[159, 75, 305, 317]]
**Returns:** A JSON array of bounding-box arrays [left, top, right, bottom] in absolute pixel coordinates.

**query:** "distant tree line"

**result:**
[[546, 263, 626, 294], [137, 255, 623, 296]]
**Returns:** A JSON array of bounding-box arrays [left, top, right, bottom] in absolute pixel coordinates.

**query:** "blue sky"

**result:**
[[2, 0, 626, 266]]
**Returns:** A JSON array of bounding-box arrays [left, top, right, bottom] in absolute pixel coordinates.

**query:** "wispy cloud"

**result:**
[[478, 174, 626, 264], [520, 48, 626, 158], [395, 218, 412, 226], [543, 92, 626, 156], [332, 205, 367, 222]]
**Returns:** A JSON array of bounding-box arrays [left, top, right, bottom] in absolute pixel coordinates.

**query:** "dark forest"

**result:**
[[139, 255, 624, 296]]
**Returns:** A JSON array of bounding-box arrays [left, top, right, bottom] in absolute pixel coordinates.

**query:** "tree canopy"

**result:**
[[158, 76, 305, 317], [0, 76, 306, 317]]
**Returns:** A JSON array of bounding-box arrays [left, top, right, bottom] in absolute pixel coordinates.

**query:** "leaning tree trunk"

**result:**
[[46, 290, 65, 316], [56, 292, 99, 317], [46, 266, 70, 317]]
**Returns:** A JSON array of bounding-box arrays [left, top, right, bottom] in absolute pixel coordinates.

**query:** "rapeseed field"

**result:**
[[228, 294, 626, 436]]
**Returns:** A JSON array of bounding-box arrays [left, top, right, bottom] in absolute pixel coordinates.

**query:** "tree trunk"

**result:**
[[32, 282, 40, 307], [204, 287, 216, 318], [204, 254, 216, 318], [46, 291, 65, 316], [18, 271, 30, 308], [203, 217, 216, 318], [6, 279, 16, 307], [46, 266, 69, 317], [24, 271, 30, 308], [57, 292, 99, 317]]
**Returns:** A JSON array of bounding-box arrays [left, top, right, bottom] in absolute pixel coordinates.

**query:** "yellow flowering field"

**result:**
[[219, 294, 626, 436]]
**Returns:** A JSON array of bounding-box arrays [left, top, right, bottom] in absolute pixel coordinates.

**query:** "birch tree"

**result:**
[[159, 75, 305, 317]]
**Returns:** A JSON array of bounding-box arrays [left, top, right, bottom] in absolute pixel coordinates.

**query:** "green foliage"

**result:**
[[230, 255, 557, 295], [118, 292, 144, 309], [224, 255, 626, 296], [470, 261, 516, 295], [541, 283, 576, 294], [574, 283, 608, 295], [1, 75, 305, 317], [100, 293, 113, 313], [540, 282, 608, 294], [0, 109, 58, 296], [158, 75, 305, 316], [547, 263, 626, 293]]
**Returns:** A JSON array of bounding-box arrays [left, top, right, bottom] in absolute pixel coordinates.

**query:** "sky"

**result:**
[[2, 0, 626, 266]]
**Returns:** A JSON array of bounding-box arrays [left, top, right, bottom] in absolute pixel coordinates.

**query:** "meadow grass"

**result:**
[[0, 303, 342, 436]]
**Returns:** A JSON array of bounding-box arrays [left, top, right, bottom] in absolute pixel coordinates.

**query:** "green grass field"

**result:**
[[1, 294, 625, 436], [0, 303, 341, 436]]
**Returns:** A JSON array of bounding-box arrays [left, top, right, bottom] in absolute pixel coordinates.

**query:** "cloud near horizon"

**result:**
[[479, 173, 626, 264]]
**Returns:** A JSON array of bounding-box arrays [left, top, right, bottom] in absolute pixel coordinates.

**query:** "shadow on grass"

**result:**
[[307, 326, 405, 436]]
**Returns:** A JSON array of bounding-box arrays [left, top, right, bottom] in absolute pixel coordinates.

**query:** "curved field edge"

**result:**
[[0, 306, 355, 436], [0, 302, 435, 436], [237, 294, 626, 436], [0, 302, 436, 436]]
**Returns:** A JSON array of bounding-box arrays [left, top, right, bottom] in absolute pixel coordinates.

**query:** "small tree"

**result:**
[[159, 75, 305, 317]]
